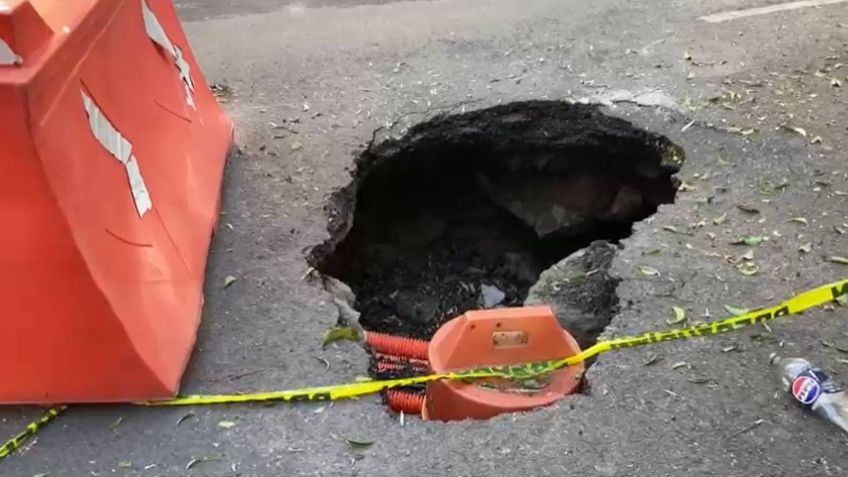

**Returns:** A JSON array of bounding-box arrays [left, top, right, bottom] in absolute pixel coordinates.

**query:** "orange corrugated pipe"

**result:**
[[386, 390, 424, 415], [375, 361, 425, 373], [365, 331, 429, 360]]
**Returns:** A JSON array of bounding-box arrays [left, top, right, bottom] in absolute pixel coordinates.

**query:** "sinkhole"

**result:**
[[310, 100, 683, 354]]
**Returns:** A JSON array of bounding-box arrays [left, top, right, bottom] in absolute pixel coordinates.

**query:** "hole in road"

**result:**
[[311, 101, 682, 349]]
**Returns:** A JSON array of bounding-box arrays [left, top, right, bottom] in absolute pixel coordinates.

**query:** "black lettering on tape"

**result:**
[[832, 283, 847, 300]]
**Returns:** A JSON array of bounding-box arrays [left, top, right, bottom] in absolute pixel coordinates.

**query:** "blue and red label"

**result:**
[[791, 373, 822, 405]]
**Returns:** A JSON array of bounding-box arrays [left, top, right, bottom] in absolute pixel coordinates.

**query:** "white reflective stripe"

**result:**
[[141, 0, 174, 53], [125, 157, 153, 216], [142, 0, 195, 109], [0, 38, 20, 66], [82, 92, 133, 164], [81, 91, 152, 217]]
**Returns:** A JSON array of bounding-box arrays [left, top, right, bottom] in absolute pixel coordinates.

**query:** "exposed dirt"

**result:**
[[310, 100, 682, 340]]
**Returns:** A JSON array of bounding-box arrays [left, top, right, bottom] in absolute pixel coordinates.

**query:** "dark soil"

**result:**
[[310, 101, 682, 340]]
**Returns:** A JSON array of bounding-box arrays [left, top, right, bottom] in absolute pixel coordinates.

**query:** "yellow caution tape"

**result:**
[[0, 406, 66, 461], [144, 277, 848, 406], [2, 277, 846, 461]]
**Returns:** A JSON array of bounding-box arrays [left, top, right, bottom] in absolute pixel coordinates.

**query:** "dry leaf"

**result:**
[[687, 376, 712, 384], [643, 353, 660, 366], [667, 306, 687, 325], [780, 125, 807, 137], [218, 420, 236, 429], [740, 250, 755, 261], [223, 275, 237, 288], [186, 455, 222, 470], [832, 78, 843, 88], [638, 265, 660, 276], [829, 256, 848, 265], [345, 438, 375, 449], [731, 236, 767, 246], [788, 217, 808, 225], [683, 50, 692, 61], [678, 182, 697, 192], [177, 412, 195, 427], [736, 262, 760, 276], [811, 136, 823, 144], [737, 204, 760, 214], [321, 326, 361, 348], [291, 141, 303, 151], [671, 361, 688, 370], [724, 305, 750, 316], [663, 225, 679, 233], [799, 242, 813, 253], [712, 212, 728, 225]]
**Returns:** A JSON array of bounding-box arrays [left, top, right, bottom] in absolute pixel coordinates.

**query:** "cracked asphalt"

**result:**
[[2, 0, 848, 475]]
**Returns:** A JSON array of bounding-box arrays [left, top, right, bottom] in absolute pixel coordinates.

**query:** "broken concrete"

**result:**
[[525, 240, 620, 349]]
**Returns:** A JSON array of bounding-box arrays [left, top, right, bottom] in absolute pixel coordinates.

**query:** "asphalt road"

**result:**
[[3, 0, 848, 476]]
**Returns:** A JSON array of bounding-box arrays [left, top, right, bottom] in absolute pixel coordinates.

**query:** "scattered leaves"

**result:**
[[832, 78, 843, 88], [683, 50, 692, 61], [737, 204, 760, 214], [663, 225, 680, 233], [667, 306, 687, 325], [712, 212, 728, 225], [799, 242, 813, 254], [671, 361, 688, 370], [291, 141, 303, 151], [788, 217, 808, 225], [117, 462, 133, 469], [321, 326, 361, 348], [638, 265, 660, 277], [345, 438, 375, 449], [740, 250, 755, 261], [736, 262, 760, 276], [731, 236, 768, 246], [829, 256, 848, 265], [223, 275, 237, 288], [724, 305, 750, 316], [218, 420, 236, 429], [811, 136, 823, 145]]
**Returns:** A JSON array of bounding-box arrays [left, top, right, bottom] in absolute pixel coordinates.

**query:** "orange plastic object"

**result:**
[[0, 0, 232, 403], [423, 307, 584, 421], [365, 331, 430, 360], [386, 390, 425, 415]]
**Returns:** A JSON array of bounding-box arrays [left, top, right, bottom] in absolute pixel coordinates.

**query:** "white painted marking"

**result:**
[[0, 2, 9, 13], [700, 0, 848, 23]]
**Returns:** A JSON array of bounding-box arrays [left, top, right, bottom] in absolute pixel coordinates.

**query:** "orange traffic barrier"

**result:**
[[0, 0, 233, 403], [423, 307, 584, 421]]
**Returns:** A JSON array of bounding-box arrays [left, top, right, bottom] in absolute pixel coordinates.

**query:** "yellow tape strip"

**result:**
[[144, 277, 848, 406], [2, 278, 846, 462], [0, 406, 66, 461]]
